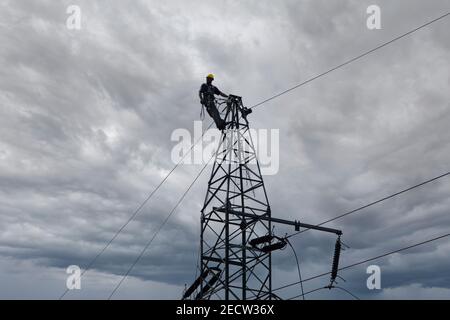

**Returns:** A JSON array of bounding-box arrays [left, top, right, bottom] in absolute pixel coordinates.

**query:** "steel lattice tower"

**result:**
[[183, 95, 342, 300], [199, 95, 273, 300]]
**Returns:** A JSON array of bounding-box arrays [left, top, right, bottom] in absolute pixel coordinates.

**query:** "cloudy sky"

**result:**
[[0, 0, 449, 299]]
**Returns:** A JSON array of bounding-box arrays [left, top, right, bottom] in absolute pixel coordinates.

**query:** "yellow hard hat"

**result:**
[[206, 73, 214, 80]]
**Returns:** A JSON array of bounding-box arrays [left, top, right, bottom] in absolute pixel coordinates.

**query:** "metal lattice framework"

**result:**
[[183, 95, 342, 300], [198, 95, 273, 300]]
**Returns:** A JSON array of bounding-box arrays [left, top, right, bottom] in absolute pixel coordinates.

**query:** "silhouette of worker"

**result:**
[[199, 74, 228, 130]]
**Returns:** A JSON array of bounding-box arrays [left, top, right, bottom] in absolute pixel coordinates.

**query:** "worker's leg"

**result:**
[[206, 103, 225, 130]]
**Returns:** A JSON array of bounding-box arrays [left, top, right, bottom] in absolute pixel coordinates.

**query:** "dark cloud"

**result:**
[[0, 0, 449, 299]]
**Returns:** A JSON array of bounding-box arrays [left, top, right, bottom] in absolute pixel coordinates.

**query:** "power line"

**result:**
[[332, 286, 360, 300], [250, 12, 449, 110], [274, 232, 450, 292], [287, 286, 328, 300], [288, 285, 360, 300], [287, 285, 360, 300], [286, 238, 305, 300], [108, 155, 214, 299], [59, 121, 213, 299], [287, 171, 450, 239]]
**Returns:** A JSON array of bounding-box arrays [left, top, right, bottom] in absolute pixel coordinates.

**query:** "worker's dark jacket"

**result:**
[[199, 83, 224, 104], [199, 83, 225, 129]]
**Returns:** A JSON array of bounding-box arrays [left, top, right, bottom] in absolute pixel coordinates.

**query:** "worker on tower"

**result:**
[[199, 74, 228, 130]]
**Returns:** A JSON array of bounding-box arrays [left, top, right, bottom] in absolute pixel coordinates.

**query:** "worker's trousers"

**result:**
[[206, 102, 225, 130]]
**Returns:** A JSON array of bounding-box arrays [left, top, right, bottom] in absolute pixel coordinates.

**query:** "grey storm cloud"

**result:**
[[0, 0, 449, 299]]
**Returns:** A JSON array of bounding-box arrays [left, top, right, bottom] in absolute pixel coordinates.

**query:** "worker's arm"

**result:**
[[215, 86, 228, 98]]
